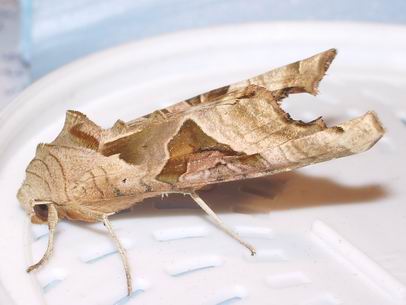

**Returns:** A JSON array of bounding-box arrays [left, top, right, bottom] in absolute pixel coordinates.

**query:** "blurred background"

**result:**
[[0, 0, 406, 109]]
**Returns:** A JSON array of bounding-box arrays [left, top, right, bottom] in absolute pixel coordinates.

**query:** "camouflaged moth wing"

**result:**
[[17, 49, 384, 295]]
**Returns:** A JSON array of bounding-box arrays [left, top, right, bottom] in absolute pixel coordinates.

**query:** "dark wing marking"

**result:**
[[172, 112, 383, 190], [51, 110, 102, 150]]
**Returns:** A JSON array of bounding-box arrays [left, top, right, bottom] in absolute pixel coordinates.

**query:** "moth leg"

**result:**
[[64, 205, 133, 295], [189, 191, 256, 256], [27, 204, 58, 272], [101, 215, 133, 296]]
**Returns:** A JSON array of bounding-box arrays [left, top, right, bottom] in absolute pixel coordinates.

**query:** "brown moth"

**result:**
[[17, 49, 384, 295]]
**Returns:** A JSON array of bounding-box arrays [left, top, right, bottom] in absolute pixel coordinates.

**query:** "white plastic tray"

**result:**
[[0, 22, 406, 305]]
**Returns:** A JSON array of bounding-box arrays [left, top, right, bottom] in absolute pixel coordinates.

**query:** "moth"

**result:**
[[17, 49, 384, 295]]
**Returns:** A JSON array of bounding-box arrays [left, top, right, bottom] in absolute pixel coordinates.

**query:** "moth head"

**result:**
[[17, 183, 52, 224]]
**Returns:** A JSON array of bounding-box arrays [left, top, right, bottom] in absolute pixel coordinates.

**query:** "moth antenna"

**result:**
[[102, 215, 133, 296], [27, 204, 59, 272], [189, 192, 256, 256]]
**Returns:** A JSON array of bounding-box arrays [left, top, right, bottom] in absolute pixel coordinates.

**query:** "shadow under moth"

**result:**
[[17, 49, 384, 295]]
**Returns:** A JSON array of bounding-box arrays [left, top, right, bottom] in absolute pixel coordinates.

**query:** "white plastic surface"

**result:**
[[0, 22, 406, 305]]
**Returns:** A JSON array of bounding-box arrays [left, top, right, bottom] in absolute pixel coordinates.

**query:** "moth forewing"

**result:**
[[17, 48, 384, 296]]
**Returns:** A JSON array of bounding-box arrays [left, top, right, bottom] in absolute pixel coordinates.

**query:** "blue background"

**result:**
[[19, 0, 406, 78]]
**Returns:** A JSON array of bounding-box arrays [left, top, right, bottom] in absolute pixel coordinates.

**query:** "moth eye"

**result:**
[[122, 178, 127, 183], [34, 204, 49, 221]]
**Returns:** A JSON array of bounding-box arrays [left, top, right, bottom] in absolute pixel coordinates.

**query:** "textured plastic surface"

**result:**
[[0, 22, 405, 305]]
